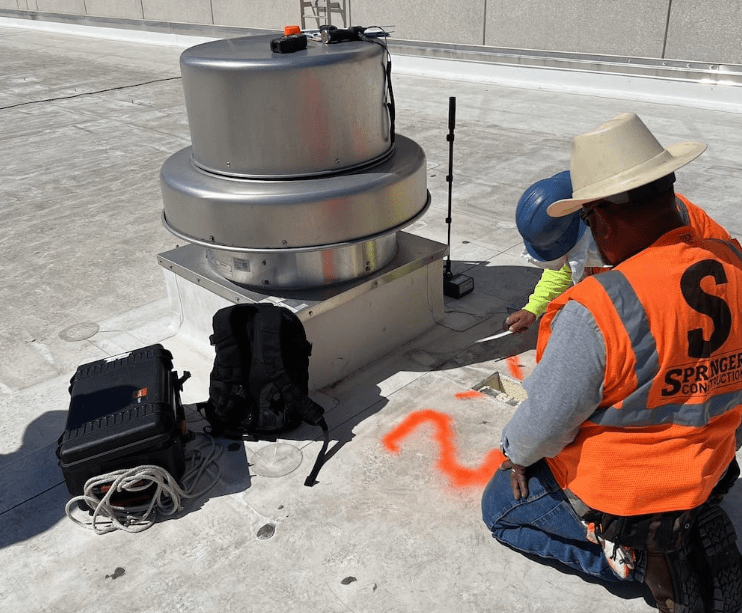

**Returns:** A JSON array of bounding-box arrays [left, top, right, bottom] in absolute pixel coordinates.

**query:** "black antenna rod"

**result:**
[[445, 96, 456, 277], [441, 96, 474, 299]]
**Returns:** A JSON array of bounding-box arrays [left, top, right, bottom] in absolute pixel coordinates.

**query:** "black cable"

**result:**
[[362, 27, 395, 145]]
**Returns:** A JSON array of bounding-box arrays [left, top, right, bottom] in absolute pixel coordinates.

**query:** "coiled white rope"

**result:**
[[64, 433, 223, 535]]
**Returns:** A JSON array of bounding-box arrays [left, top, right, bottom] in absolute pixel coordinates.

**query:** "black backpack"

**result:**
[[199, 303, 329, 486]]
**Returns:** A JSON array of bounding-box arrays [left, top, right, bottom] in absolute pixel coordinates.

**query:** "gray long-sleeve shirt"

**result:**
[[501, 300, 607, 466]]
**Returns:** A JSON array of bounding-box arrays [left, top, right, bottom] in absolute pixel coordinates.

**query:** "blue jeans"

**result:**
[[481, 460, 633, 583]]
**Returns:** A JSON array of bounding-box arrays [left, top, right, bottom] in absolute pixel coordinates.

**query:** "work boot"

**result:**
[[583, 520, 636, 579], [643, 539, 703, 613], [693, 504, 742, 613], [709, 459, 740, 502]]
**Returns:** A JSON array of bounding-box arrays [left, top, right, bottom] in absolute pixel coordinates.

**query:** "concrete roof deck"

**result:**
[[1, 20, 741, 613]]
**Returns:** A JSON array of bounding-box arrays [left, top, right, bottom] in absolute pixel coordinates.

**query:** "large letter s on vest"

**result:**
[[680, 260, 732, 358]]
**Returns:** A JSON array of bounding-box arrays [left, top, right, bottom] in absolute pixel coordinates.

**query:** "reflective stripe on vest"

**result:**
[[587, 268, 742, 428]]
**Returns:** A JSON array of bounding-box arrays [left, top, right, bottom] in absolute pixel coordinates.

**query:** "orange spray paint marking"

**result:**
[[454, 390, 487, 400], [382, 409, 506, 487], [506, 356, 524, 381]]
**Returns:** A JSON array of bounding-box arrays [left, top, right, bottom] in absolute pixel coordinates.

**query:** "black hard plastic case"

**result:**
[[56, 344, 187, 497]]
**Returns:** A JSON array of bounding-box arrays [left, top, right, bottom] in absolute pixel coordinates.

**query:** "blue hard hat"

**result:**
[[516, 171, 587, 262]]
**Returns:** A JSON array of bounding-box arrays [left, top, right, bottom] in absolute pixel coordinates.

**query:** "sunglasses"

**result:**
[[578, 174, 676, 226], [579, 202, 607, 226]]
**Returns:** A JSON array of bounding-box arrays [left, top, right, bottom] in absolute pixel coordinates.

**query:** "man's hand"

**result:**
[[503, 310, 537, 334], [499, 458, 530, 500]]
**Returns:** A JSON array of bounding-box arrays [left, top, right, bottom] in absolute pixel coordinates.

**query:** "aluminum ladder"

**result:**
[[299, 0, 350, 29]]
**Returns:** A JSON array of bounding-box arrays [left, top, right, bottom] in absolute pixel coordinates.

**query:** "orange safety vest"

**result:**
[[676, 193, 734, 242], [581, 194, 732, 279], [538, 227, 742, 516]]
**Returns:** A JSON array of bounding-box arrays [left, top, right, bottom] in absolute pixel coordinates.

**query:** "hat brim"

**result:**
[[547, 141, 706, 217]]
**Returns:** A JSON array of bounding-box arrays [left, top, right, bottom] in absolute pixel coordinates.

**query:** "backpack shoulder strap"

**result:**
[[252, 304, 329, 487], [204, 305, 255, 430]]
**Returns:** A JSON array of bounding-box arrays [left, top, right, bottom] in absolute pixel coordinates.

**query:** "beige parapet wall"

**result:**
[[1, 0, 742, 65]]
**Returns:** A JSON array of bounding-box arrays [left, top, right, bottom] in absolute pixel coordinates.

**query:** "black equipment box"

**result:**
[[57, 344, 188, 497]]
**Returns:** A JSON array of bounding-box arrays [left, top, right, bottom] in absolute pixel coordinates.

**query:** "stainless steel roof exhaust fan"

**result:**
[[160, 32, 430, 290]]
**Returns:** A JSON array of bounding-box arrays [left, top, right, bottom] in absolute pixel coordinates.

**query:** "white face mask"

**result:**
[[566, 231, 610, 284], [521, 231, 610, 280]]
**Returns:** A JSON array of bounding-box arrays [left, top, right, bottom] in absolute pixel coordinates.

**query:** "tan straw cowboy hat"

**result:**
[[548, 112, 706, 217]]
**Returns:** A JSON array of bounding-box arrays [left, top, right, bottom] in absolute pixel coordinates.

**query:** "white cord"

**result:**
[[65, 433, 223, 535]]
